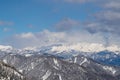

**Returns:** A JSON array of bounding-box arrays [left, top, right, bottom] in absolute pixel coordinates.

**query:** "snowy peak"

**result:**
[[0, 43, 120, 54], [51, 43, 120, 53], [0, 45, 13, 51]]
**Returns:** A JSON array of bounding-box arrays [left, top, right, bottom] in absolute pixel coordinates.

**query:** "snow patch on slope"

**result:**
[[25, 54, 33, 57], [53, 58, 59, 67], [42, 70, 51, 80], [3, 59, 7, 64], [80, 58, 87, 65], [103, 66, 116, 74], [74, 57, 77, 63], [58, 74, 62, 80]]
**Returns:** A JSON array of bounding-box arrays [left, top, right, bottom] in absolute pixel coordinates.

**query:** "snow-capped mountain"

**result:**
[[0, 45, 13, 52], [1, 43, 120, 80], [50, 43, 120, 53], [36, 43, 120, 66], [0, 43, 120, 66], [0, 43, 120, 54]]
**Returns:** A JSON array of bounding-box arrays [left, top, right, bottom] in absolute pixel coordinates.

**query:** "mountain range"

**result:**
[[0, 43, 120, 80]]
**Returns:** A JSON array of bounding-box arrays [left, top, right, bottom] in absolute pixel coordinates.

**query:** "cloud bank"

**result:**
[[3, 30, 106, 49]]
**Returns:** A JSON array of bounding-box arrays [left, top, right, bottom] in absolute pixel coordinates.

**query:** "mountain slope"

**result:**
[[89, 50, 120, 66], [0, 61, 25, 80], [1, 54, 120, 80]]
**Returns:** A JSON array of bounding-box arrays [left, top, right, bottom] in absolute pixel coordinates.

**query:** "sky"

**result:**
[[0, 0, 120, 48]]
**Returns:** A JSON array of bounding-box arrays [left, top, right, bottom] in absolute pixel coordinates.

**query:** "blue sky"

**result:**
[[0, 0, 99, 35], [0, 0, 120, 48]]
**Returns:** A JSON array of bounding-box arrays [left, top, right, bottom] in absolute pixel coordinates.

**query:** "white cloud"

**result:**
[[3, 30, 66, 48], [3, 30, 108, 49], [16, 32, 35, 39]]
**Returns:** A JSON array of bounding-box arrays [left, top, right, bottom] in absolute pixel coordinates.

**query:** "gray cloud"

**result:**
[[104, 1, 120, 10], [54, 18, 81, 31], [84, 0, 120, 35]]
